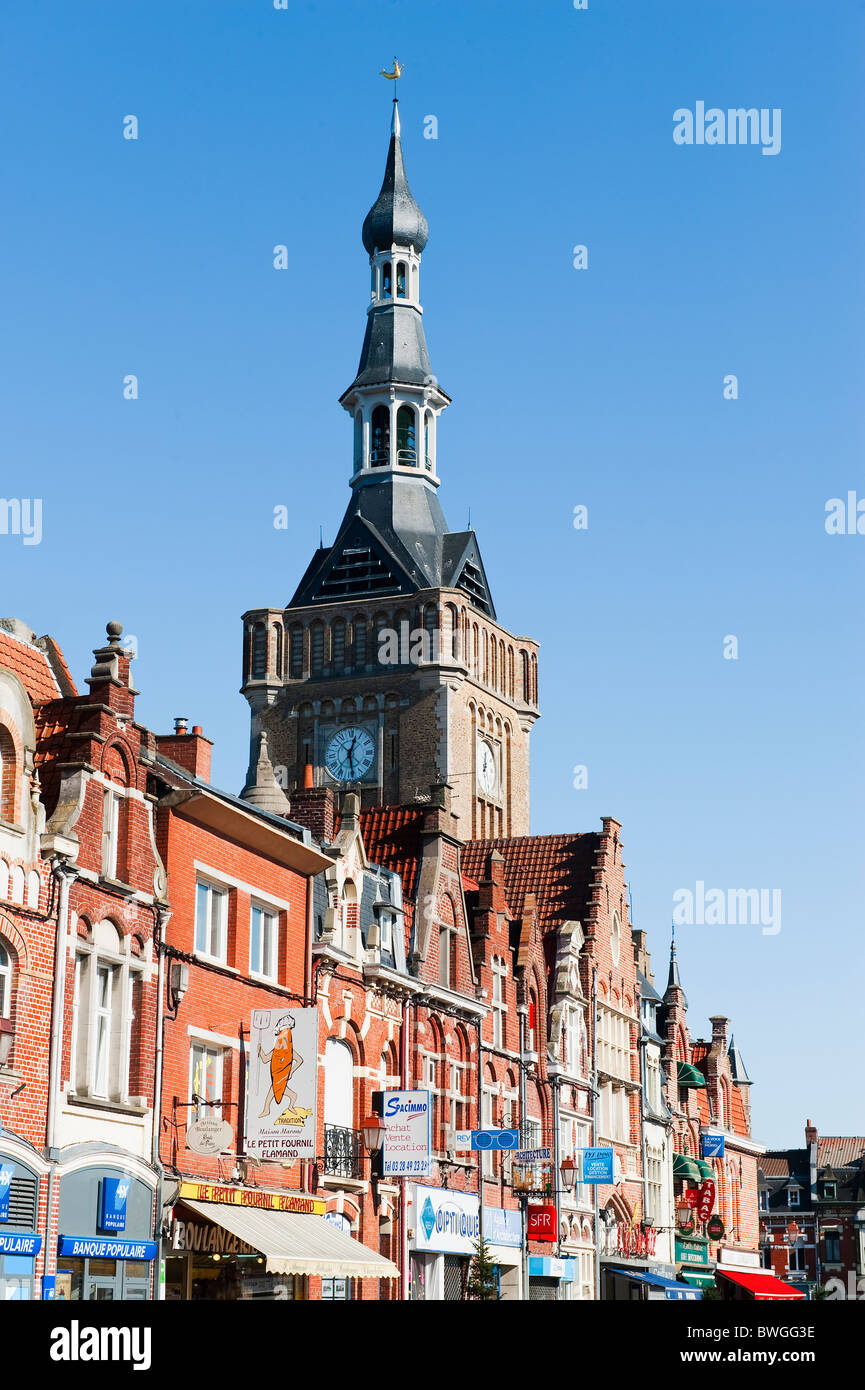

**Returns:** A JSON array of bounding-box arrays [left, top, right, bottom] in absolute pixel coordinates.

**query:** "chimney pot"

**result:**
[[174, 717, 188, 735]]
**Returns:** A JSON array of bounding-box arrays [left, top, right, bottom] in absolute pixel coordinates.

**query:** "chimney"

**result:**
[[290, 784, 336, 844], [805, 1118, 818, 1146], [709, 1015, 729, 1049], [156, 722, 213, 782]]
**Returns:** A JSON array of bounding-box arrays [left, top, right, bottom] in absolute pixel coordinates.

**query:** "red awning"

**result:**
[[718, 1270, 806, 1301]]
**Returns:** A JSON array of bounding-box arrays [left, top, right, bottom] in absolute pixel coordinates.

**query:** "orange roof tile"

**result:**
[[358, 806, 425, 914], [0, 629, 72, 704], [461, 834, 596, 931], [818, 1138, 865, 1169]]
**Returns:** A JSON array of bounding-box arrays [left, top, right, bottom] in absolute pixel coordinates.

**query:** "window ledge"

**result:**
[[66, 1092, 149, 1117], [0, 819, 25, 836]]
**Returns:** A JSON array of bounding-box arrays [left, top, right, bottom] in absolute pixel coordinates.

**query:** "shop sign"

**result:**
[[57, 1236, 158, 1260], [382, 1090, 431, 1176], [411, 1185, 479, 1255], [527, 1204, 557, 1242], [702, 1133, 725, 1159], [697, 1180, 716, 1222], [171, 1219, 258, 1256], [177, 1181, 326, 1215], [685, 1188, 700, 1208], [581, 1148, 615, 1183], [246, 1007, 318, 1162], [99, 1177, 129, 1233], [0, 1164, 13, 1223], [675, 1234, 709, 1266], [0, 1232, 42, 1256], [529, 1256, 576, 1281], [706, 1215, 726, 1240], [453, 1129, 520, 1151], [186, 1115, 235, 1157], [514, 1147, 551, 1163], [483, 1206, 522, 1248]]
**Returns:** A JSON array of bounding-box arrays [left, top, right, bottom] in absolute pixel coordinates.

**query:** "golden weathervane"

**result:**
[[380, 57, 404, 81]]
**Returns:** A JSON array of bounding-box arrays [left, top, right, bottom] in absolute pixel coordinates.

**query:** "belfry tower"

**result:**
[[241, 96, 539, 838]]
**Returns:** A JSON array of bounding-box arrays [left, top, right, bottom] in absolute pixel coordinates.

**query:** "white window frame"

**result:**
[[190, 1041, 225, 1121], [788, 1186, 801, 1208], [492, 957, 507, 1049], [102, 789, 121, 880], [195, 880, 229, 963], [0, 939, 11, 1018], [250, 902, 279, 981], [70, 926, 144, 1105]]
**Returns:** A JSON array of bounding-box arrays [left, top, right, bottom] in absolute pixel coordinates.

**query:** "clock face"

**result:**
[[477, 739, 497, 795], [325, 726, 376, 782]]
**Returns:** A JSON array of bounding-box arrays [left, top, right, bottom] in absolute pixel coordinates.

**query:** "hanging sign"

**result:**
[[246, 1007, 318, 1161], [382, 1090, 431, 1176], [706, 1214, 725, 1240], [697, 1180, 716, 1222], [701, 1133, 725, 1159], [527, 1204, 557, 1243], [685, 1188, 700, 1209], [99, 1177, 130, 1233], [186, 1116, 235, 1157], [453, 1129, 520, 1151], [580, 1148, 615, 1183]]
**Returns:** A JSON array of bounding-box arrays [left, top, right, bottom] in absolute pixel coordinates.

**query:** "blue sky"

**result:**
[[1, 1, 862, 1146]]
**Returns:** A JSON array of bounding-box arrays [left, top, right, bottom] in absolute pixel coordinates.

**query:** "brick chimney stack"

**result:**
[[290, 784, 336, 844], [805, 1118, 818, 1146], [156, 721, 213, 782]]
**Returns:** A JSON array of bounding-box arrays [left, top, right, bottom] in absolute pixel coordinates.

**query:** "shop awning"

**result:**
[[673, 1153, 703, 1181], [182, 1200, 399, 1280], [717, 1269, 806, 1301], [677, 1062, 707, 1088], [610, 1268, 702, 1300], [695, 1160, 715, 1180], [681, 1270, 717, 1290]]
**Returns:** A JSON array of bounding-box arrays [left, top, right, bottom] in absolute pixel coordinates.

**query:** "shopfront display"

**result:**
[[409, 1185, 480, 1301], [56, 1166, 157, 1300]]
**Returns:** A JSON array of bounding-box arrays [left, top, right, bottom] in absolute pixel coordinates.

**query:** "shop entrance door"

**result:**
[[89, 1277, 117, 1300]]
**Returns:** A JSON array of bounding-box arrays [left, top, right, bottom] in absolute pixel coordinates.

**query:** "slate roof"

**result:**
[[361, 100, 429, 256]]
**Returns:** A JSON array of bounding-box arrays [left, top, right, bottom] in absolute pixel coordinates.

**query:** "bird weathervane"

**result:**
[[380, 57, 404, 82]]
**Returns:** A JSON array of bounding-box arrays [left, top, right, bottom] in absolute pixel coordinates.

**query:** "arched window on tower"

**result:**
[[331, 619, 345, 670], [353, 411, 363, 471], [310, 622, 324, 676], [396, 261, 407, 298], [424, 412, 433, 471], [289, 626, 303, 679], [382, 262, 392, 298], [251, 624, 268, 679], [521, 650, 530, 703], [396, 406, 417, 466], [370, 263, 377, 299], [371, 406, 390, 466], [353, 617, 368, 668]]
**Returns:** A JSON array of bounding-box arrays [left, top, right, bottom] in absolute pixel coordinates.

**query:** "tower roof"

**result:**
[[663, 931, 688, 1008], [727, 1033, 752, 1084], [362, 100, 428, 255]]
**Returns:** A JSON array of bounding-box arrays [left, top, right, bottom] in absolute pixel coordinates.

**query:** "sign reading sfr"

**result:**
[[382, 1089, 431, 1177]]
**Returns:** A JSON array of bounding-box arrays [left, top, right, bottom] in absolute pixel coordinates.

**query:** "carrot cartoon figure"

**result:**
[[257, 1014, 303, 1119]]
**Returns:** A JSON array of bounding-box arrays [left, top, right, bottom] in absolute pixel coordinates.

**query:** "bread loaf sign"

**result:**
[[697, 1179, 716, 1222]]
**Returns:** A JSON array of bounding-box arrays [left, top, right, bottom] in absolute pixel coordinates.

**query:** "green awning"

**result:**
[[695, 1160, 714, 1181], [677, 1062, 707, 1088], [681, 1270, 717, 1289], [673, 1154, 703, 1181]]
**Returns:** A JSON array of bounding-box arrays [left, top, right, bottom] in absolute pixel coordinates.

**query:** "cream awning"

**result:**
[[182, 1200, 399, 1280]]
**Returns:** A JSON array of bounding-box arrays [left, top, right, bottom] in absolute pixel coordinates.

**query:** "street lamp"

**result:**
[[0, 1018, 14, 1068], [361, 1114, 385, 1156], [560, 1155, 578, 1192]]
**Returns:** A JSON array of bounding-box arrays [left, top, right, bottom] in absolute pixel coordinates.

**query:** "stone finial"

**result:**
[[240, 730, 291, 815]]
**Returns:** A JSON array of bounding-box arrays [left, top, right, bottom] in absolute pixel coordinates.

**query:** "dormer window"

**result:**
[[396, 261, 407, 298], [788, 1186, 801, 1208], [382, 262, 392, 298], [371, 406, 390, 466]]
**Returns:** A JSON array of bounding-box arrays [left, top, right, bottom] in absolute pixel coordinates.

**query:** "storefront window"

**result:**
[[0, 1254, 34, 1301]]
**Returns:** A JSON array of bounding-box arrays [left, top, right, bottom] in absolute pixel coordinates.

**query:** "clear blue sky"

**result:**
[[1, 1, 862, 1147]]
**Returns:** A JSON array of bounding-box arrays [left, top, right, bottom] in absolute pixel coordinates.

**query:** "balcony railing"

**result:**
[[323, 1124, 363, 1180]]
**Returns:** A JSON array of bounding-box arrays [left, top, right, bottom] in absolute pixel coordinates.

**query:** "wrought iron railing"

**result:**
[[323, 1124, 363, 1179]]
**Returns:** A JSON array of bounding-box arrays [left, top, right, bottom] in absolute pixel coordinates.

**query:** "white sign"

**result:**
[[411, 1185, 480, 1255], [383, 1090, 431, 1176], [246, 1007, 317, 1162], [514, 1148, 551, 1163], [185, 1116, 235, 1157]]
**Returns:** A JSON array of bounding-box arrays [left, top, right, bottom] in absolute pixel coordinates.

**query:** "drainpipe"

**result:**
[[518, 1002, 528, 1301], [592, 966, 600, 1302], [44, 858, 74, 1289], [400, 991, 410, 1301], [302, 873, 315, 1197], [476, 1011, 484, 1253], [552, 1072, 562, 1264], [151, 907, 171, 1300]]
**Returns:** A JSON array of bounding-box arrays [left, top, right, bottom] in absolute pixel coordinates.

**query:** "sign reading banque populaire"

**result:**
[[383, 1090, 431, 1176], [246, 1007, 317, 1161]]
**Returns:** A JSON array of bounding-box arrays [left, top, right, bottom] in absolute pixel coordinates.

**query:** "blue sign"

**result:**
[[420, 1197, 436, 1242], [41, 1276, 56, 1300], [701, 1133, 725, 1159], [99, 1177, 130, 1233], [454, 1129, 520, 1152], [0, 1232, 42, 1256], [0, 1164, 14, 1223], [483, 1206, 522, 1248], [57, 1236, 157, 1261], [581, 1147, 615, 1183], [529, 1256, 576, 1282]]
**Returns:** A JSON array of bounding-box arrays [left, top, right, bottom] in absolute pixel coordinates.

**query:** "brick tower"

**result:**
[[241, 96, 539, 838]]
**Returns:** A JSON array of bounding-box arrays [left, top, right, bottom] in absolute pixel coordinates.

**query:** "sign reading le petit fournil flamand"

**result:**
[[177, 1181, 326, 1215]]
